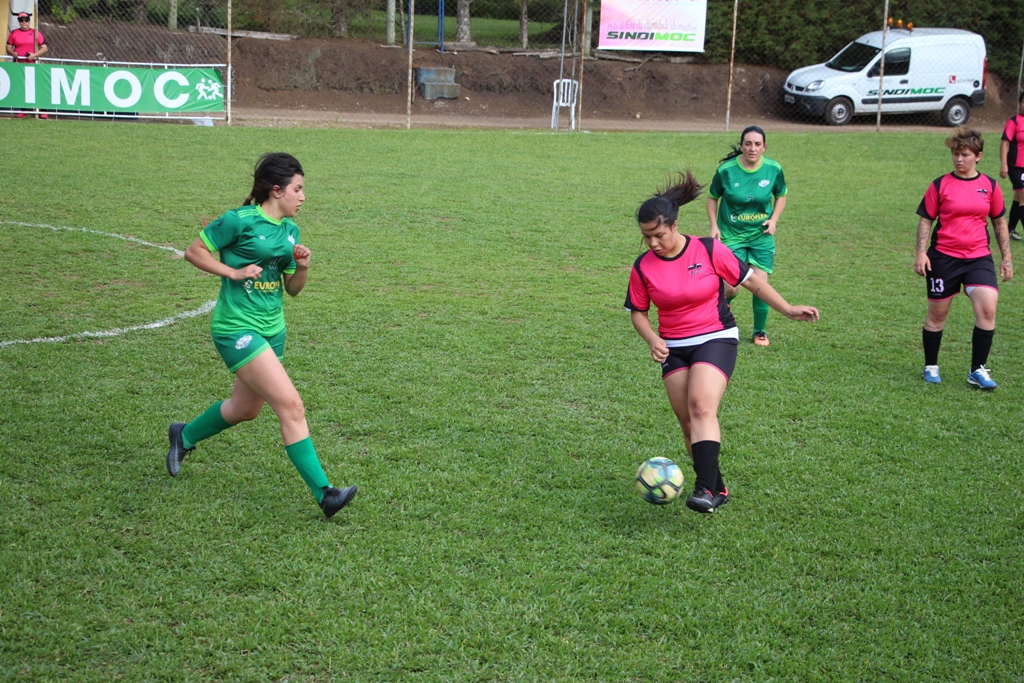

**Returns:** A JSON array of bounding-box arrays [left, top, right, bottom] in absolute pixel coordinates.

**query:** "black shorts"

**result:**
[[1009, 166, 1024, 191], [661, 338, 739, 380], [925, 249, 997, 300]]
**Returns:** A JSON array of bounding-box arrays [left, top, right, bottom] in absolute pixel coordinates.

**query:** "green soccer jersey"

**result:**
[[200, 205, 299, 336], [708, 156, 787, 246]]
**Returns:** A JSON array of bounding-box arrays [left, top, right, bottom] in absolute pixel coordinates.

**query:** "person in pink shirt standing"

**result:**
[[5, 11, 49, 119], [915, 127, 1012, 389], [626, 171, 819, 514], [998, 92, 1024, 241]]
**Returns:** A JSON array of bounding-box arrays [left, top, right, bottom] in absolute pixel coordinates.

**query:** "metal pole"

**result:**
[[438, 0, 444, 52], [227, 0, 232, 125], [406, 0, 415, 129], [386, 0, 396, 45], [724, 0, 738, 132], [875, 0, 889, 132]]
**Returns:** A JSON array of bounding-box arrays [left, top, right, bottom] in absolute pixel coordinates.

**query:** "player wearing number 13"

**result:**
[[915, 127, 1012, 389]]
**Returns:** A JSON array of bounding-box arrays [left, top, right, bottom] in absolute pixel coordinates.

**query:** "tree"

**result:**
[[456, 0, 471, 43], [519, 0, 528, 49], [328, 0, 376, 38]]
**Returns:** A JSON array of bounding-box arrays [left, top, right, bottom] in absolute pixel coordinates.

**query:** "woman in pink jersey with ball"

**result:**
[[915, 126, 1012, 389], [625, 171, 819, 514]]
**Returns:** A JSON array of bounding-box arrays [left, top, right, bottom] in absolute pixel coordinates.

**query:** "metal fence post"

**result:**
[[874, 0, 890, 132]]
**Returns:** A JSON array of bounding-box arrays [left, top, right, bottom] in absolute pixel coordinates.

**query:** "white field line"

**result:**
[[0, 220, 216, 348], [1, 220, 186, 256]]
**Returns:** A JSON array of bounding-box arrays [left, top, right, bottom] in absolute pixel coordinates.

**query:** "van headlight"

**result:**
[[806, 80, 824, 91]]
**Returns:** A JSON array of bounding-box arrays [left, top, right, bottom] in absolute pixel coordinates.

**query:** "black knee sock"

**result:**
[[971, 326, 994, 372], [923, 328, 943, 366], [1011, 201, 1022, 233], [691, 440, 720, 492], [716, 469, 726, 493]]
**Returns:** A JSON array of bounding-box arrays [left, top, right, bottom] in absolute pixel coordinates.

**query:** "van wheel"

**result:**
[[941, 98, 971, 127], [824, 98, 853, 126]]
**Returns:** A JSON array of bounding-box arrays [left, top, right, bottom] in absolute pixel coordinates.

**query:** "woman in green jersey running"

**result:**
[[166, 153, 357, 519], [706, 126, 788, 346]]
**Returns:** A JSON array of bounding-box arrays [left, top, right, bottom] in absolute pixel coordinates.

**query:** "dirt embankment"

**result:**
[[37, 20, 1020, 129]]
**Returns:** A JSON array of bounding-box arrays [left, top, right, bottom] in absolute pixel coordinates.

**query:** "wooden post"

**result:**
[[724, 0, 738, 132], [576, 0, 587, 130], [168, 0, 178, 31], [226, 0, 232, 125], [406, 0, 414, 129], [583, 1, 593, 58]]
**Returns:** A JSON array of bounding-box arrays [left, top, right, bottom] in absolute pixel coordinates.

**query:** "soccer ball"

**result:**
[[635, 457, 685, 505]]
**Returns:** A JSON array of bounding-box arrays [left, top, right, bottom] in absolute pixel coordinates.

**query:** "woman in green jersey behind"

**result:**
[[166, 153, 357, 519], [706, 126, 788, 346]]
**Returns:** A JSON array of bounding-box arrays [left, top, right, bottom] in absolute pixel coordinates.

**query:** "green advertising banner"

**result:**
[[0, 63, 224, 113]]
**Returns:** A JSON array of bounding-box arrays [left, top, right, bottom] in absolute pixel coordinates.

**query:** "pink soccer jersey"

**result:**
[[625, 236, 752, 344], [1002, 115, 1024, 168], [917, 173, 1005, 260], [6, 29, 44, 60]]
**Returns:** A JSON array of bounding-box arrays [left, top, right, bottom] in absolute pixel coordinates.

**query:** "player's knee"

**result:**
[[688, 399, 717, 422], [276, 394, 305, 423]]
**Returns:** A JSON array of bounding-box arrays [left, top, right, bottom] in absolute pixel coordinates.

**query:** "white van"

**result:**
[[781, 28, 986, 126]]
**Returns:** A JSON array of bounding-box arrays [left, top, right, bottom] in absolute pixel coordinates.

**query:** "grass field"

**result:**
[[0, 121, 1022, 682]]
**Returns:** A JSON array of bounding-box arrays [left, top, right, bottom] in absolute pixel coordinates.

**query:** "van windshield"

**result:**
[[826, 42, 882, 72]]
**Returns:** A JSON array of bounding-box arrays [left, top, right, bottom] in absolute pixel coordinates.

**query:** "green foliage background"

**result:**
[[702, 0, 1023, 83]]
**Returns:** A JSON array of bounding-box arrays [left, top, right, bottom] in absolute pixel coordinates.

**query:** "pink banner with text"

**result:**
[[597, 0, 707, 52]]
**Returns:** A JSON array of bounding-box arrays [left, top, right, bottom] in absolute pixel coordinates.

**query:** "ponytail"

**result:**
[[636, 170, 704, 226], [245, 153, 304, 206]]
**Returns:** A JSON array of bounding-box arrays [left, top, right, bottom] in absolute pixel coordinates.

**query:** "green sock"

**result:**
[[285, 437, 330, 503], [181, 401, 233, 450], [752, 295, 769, 334]]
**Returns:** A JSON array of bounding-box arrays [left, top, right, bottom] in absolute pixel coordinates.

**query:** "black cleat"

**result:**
[[320, 485, 358, 519], [712, 487, 729, 510], [685, 488, 716, 514], [166, 422, 194, 477]]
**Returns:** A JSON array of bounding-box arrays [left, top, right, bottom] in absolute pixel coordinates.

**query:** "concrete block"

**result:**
[[419, 82, 461, 100]]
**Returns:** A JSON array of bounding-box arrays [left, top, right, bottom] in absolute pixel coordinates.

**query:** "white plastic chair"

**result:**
[[551, 79, 579, 130]]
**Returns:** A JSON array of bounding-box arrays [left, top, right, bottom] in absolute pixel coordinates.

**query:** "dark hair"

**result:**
[[719, 125, 767, 163], [244, 153, 304, 206], [945, 126, 984, 155], [636, 170, 705, 226], [1018, 91, 1024, 106]]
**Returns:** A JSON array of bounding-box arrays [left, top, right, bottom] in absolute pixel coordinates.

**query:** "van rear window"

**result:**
[[826, 42, 882, 72]]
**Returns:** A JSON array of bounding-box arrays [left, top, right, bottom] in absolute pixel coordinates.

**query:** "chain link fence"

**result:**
[[3, 0, 228, 120], [3, 0, 1021, 130]]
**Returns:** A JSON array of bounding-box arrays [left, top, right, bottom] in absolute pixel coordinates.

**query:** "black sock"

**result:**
[[971, 326, 994, 372], [691, 440, 720, 492], [716, 469, 726, 494], [1011, 201, 1022, 233], [923, 328, 943, 366]]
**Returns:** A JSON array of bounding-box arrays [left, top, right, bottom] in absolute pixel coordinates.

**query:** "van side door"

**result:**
[[862, 48, 916, 113]]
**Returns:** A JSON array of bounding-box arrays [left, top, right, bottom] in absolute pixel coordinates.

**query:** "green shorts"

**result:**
[[723, 239, 775, 274], [211, 329, 286, 373]]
